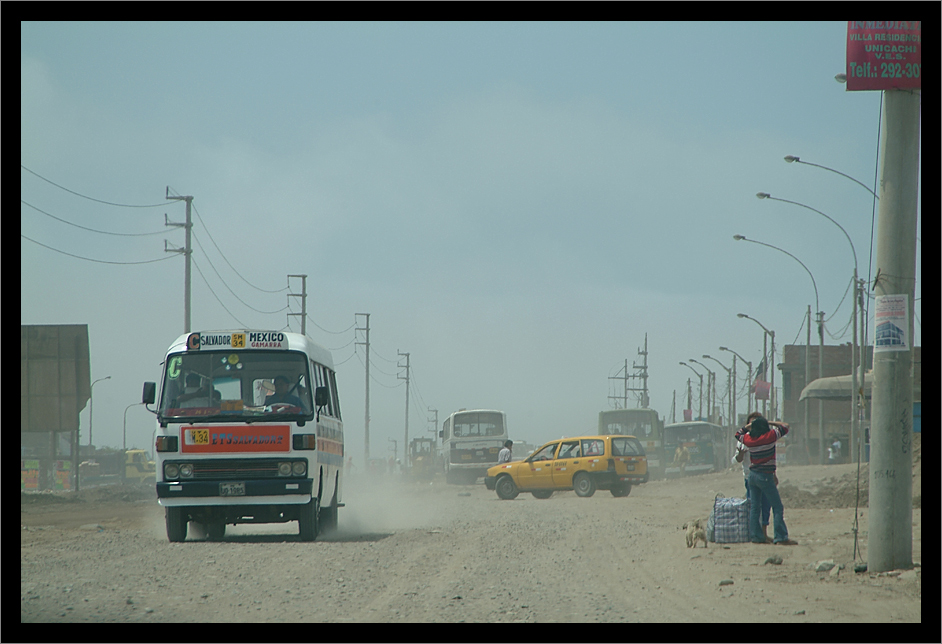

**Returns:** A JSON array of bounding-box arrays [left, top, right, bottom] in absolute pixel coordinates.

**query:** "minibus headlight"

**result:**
[[179, 463, 194, 478], [164, 463, 180, 480], [292, 461, 306, 476], [278, 462, 291, 476]]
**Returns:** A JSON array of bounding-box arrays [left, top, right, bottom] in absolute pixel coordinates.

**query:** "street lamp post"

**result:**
[[736, 312, 777, 419], [720, 346, 752, 419], [783, 155, 879, 200], [782, 157, 875, 460], [123, 402, 145, 452], [89, 376, 111, 448], [704, 354, 734, 462], [703, 355, 733, 427], [679, 362, 703, 421], [734, 234, 826, 461], [688, 359, 716, 423], [756, 191, 863, 465]]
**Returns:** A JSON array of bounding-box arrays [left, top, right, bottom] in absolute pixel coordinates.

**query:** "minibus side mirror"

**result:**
[[142, 382, 156, 405]]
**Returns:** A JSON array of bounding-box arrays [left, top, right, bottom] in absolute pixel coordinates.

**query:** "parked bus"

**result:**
[[142, 330, 343, 542], [598, 408, 666, 479], [662, 421, 725, 477], [439, 409, 507, 484]]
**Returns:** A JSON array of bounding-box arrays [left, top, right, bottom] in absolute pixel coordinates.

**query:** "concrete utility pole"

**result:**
[[398, 351, 410, 468], [165, 190, 193, 333], [868, 89, 919, 573], [805, 307, 812, 462], [637, 334, 650, 408], [428, 408, 439, 444], [686, 379, 692, 419], [355, 314, 371, 464], [287, 275, 308, 335], [608, 359, 629, 409], [816, 311, 824, 463]]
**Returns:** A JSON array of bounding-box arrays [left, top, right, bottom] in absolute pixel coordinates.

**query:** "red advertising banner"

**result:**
[[180, 425, 291, 453], [846, 21, 921, 91]]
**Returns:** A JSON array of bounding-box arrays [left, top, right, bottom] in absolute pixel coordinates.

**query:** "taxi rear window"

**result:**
[[612, 436, 646, 456], [581, 439, 605, 457]]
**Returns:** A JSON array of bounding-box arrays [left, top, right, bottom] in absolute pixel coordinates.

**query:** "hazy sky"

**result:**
[[21, 22, 921, 458]]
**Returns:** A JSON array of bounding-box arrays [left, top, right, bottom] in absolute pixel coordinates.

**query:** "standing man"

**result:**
[[497, 440, 513, 464], [734, 412, 773, 542], [736, 416, 797, 545], [674, 442, 690, 477]]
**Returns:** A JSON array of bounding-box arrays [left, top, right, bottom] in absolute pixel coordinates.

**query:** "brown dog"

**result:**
[[683, 518, 708, 548]]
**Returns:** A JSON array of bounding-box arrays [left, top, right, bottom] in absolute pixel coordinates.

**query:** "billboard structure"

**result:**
[[21, 325, 90, 491], [845, 21, 921, 91]]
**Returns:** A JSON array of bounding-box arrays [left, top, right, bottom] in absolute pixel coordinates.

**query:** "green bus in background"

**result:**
[[598, 408, 665, 479], [662, 421, 725, 477]]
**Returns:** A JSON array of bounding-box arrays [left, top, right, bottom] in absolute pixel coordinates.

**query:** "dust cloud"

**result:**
[[328, 476, 461, 539]]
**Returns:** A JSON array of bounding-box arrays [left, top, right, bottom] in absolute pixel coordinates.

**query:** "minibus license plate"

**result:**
[[220, 482, 245, 496]]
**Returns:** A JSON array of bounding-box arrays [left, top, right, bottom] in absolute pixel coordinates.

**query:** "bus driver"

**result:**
[[265, 375, 303, 408]]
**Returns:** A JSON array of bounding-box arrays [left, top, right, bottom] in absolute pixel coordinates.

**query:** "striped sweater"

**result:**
[[735, 423, 788, 473]]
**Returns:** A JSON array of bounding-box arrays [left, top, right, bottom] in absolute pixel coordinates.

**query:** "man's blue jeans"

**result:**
[[745, 477, 772, 528], [747, 470, 788, 543]]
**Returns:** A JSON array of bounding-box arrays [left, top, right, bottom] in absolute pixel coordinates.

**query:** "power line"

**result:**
[[190, 202, 287, 295], [190, 231, 288, 316], [21, 164, 167, 208], [189, 255, 249, 328], [370, 346, 399, 363], [328, 337, 355, 352], [306, 314, 356, 335], [21, 234, 178, 265], [21, 200, 166, 236], [355, 351, 404, 389]]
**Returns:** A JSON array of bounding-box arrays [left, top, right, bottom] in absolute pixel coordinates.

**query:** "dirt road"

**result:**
[[21, 451, 921, 623]]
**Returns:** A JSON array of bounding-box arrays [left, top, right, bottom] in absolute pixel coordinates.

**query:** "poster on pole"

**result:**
[[873, 295, 910, 352], [845, 21, 921, 91]]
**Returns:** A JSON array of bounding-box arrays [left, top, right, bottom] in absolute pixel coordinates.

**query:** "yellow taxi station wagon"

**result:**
[[484, 435, 648, 500]]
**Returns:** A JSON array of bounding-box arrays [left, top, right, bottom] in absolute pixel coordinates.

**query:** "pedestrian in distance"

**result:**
[[735, 416, 797, 546], [673, 443, 690, 477], [497, 440, 513, 464]]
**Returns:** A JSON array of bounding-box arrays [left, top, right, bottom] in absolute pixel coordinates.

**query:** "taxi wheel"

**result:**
[[531, 489, 554, 499], [610, 482, 631, 497], [495, 475, 519, 500], [573, 472, 596, 498]]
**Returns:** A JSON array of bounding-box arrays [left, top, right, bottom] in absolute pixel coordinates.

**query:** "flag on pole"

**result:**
[[753, 379, 771, 400]]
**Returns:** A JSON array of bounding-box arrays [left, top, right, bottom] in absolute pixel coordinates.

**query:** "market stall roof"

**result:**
[[800, 372, 872, 401], [799, 371, 921, 402]]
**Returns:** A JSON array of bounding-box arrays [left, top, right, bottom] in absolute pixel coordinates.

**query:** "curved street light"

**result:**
[[703, 354, 733, 429], [733, 234, 820, 318], [783, 156, 879, 200], [719, 346, 753, 417], [734, 233, 826, 458], [679, 361, 704, 421], [755, 192, 858, 276], [688, 358, 716, 424], [736, 312, 777, 419], [780, 161, 870, 467], [123, 402, 145, 451], [89, 375, 111, 448]]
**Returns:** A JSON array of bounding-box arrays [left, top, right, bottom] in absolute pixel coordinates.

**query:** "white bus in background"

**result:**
[[143, 330, 343, 542], [439, 409, 508, 484]]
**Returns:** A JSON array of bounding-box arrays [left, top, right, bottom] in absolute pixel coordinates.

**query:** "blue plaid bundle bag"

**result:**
[[706, 494, 751, 543]]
